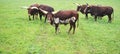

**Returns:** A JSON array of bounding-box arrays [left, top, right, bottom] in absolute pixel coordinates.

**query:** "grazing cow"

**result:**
[[40, 9, 79, 34], [74, 3, 89, 19], [27, 4, 40, 20], [84, 5, 114, 23], [38, 4, 54, 23]]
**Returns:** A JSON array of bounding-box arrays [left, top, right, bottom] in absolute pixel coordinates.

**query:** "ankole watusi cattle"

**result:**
[[38, 4, 54, 23], [23, 4, 54, 22], [27, 4, 40, 20], [74, 3, 89, 19], [40, 9, 79, 34], [84, 5, 114, 23]]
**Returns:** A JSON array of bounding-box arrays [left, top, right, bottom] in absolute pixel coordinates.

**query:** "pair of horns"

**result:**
[[39, 8, 58, 14]]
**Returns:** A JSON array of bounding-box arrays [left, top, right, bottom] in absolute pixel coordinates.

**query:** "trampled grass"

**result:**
[[0, 0, 120, 54]]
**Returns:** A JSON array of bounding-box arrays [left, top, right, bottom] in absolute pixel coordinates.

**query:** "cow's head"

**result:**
[[77, 5, 82, 11], [75, 3, 88, 11], [27, 7, 39, 15], [40, 9, 57, 25], [84, 5, 91, 13]]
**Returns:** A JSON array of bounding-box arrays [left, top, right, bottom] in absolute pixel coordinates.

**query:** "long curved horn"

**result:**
[[21, 6, 29, 9], [30, 7, 38, 9], [52, 11, 58, 14], [39, 8, 48, 14], [73, 3, 81, 6]]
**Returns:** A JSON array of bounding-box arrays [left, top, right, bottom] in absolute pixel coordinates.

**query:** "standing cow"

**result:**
[[84, 5, 114, 23], [27, 4, 40, 20], [38, 4, 54, 23], [40, 9, 79, 34]]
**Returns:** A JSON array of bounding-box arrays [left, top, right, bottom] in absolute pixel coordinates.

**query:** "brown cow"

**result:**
[[38, 4, 54, 23], [27, 4, 40, 20], [40, 9, 79, 34], [84, 5, 114, 23]]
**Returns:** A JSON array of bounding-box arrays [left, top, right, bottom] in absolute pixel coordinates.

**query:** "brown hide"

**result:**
[[54, 10, 78, 20], [44, 10, 79, 34], [77, 5, 89, 18], [85, 5, 113, 22], [38, 4, 54, 22], [27, 4, 40, 20]]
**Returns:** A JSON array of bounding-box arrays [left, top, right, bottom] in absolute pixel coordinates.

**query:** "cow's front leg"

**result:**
[[94, 16, 97, 21], [68, 21, 73, 34], [108, 15, 112, 23], [85, 13, 88, 19], [73, 22, 76, 34], [39, 14, 42, 21], [55, 24, 59, 34], [33, 15, 34, 20]]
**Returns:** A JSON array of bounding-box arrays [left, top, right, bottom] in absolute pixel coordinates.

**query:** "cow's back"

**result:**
[[39, 4, 54, 12], [91, 6, 113, 16], [55, 10, 78, 20]]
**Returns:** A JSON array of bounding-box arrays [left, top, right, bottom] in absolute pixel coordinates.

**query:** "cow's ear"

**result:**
[[39, 8, 48, 14]]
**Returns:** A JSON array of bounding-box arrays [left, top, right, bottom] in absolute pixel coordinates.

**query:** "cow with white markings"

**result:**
[[40, 9, 79, 34]]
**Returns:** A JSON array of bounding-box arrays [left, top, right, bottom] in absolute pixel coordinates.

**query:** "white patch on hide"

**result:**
[[71, 17, 76, 22], [59, 17, 76, 23], [54, 18, 59, 23], [59, 19, 70, 23]]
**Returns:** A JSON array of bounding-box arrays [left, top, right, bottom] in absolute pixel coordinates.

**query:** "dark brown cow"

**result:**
[[27, 4, 40, 20], [74, 3, 89, 19], [84, 5, 114, 23], [40, 9, 79, 34], [38, 4, 54, 23]]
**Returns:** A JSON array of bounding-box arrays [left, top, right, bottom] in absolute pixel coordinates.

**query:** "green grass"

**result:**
[[0, 0, 120, 54]]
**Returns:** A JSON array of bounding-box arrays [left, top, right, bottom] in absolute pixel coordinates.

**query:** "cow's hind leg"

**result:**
[[108, 14, 112, 23], [72, 22, 76, 34]]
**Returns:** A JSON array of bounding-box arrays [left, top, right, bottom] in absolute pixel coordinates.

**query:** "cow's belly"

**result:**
[[54, 17, 76, 24]]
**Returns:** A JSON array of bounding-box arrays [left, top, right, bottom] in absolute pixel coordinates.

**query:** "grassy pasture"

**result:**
[[0, 0, 120, 54]]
